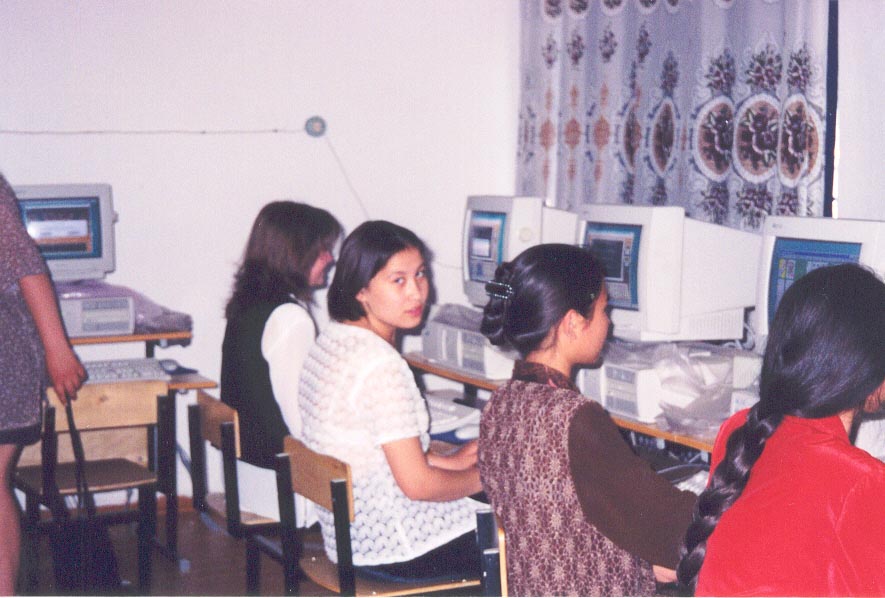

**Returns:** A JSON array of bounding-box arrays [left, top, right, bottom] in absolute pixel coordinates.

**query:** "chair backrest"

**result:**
[[20, 381, 165, 468], [282, 435, 353, 521], [196, 389, 240, 457], [188, 390, 251, 535], [496, 524, 507, 597], [476, 508, 508, 597], [48, 381, 164, 432]]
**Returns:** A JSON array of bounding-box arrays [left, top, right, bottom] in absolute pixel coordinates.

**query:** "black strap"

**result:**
[[65, 401, 97, 518], [48, 402, 97, 521]]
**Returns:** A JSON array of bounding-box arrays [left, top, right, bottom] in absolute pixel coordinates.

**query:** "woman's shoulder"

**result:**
[[267, 301, 310, 323], [495, 377, 583, 396], [316, 322, 400, 360], [706, 410, 750, 469], [233, 300, 290, 323], [719, 409, 749, 438], [491, 379, 590, 418], [843, 440, 885, 482]]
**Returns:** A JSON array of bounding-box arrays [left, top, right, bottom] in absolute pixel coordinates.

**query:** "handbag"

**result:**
[[46, 401, 123, 595]]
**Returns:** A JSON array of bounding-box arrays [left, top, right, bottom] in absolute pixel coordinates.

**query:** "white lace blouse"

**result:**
[[298, 322, 479, 566]]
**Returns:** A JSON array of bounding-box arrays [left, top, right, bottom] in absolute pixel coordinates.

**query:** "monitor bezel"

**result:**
[[14, 183, 116, 282], [462, 195, 545, 307], [753, 215, 885, 344]]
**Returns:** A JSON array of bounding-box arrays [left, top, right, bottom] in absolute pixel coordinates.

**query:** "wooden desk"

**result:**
[[71, 330, 192, 357], [404, 352, 715, 453], [69, 330, 214, 558]]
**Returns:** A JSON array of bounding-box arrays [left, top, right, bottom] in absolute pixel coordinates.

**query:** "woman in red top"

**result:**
[[677, 263, 885, 596]]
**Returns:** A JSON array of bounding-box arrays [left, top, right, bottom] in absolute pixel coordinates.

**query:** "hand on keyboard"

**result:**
[[84, 358, 172, 384]]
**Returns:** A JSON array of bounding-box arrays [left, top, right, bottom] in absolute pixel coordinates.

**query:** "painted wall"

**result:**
[[0, 1, 520, 497], [836, 0, 885, 220]]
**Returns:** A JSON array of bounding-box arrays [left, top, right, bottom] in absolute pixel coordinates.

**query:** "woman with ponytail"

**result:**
[[478, 244, 697, 596], [677, 263, 885, 596]]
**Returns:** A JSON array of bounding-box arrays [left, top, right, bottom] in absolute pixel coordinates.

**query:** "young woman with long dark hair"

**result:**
[[677, 263, 885, 596], [478, 243, 697, 596], [221, 200, 341, 520]]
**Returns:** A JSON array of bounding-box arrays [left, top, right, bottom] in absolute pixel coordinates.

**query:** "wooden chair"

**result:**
[[245, 435, 483, 596], [475, 508, 508, 597], [15, 380, 167, 594], [187, 390, 278, 538]]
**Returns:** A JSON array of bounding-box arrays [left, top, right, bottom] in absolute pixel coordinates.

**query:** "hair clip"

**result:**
[[485, 280, 514, 301]]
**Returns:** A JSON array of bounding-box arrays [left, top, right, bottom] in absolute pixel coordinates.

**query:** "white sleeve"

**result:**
[[357, 352, 424, 446], [261, 303, 316, 437]]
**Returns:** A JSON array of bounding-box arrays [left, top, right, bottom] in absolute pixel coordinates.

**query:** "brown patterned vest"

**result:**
[[479, 377, 656, 596]]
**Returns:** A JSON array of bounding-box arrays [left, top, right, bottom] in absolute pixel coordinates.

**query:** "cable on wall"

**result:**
[[0, 115, 371, 220], [0, 127, 307, 136]]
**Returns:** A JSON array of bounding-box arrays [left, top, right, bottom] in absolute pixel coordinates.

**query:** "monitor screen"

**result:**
[[582, 222, 641, 309], [14, 183, 116, 282], [20, 196, 104, 261], [467, 210, 506, 284], [767, 237, 861, 324]]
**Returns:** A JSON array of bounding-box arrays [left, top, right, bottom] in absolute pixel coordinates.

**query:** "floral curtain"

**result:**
[[517, 0, 831, 231]]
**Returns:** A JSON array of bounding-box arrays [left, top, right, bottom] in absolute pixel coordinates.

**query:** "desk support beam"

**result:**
[[155, 390, 179, 559]]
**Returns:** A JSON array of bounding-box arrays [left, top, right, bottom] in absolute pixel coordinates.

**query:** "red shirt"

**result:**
[[697, 410, 885, 596]]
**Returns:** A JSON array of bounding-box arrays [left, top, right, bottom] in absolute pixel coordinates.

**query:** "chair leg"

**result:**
[[331, 481, 355, 596], [20, 494, 40, 594], [281, 532, 299, 596], [220, 423, 242, 538], [481, 549, 503, 597], [187, 405, 207, 512], [245, 538, 261, 596], [138, 486, 157, 593], [275, 454, 301, 596]]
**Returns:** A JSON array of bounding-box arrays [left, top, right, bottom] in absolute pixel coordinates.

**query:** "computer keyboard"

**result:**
[[84, 358, 172, 384], [674, 469, 709, 495], [425, 390, 481, 435], [634, 442, 709, 495]]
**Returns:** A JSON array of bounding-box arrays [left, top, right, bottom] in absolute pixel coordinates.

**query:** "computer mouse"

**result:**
[[158, 359, 180, 374], [454, 423, 480, 441]]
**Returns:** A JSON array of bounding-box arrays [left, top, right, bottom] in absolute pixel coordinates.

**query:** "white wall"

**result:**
[[837, 0, 885, 221], [0, 1, 520, 496]]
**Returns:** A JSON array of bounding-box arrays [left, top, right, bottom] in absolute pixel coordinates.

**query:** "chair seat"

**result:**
[[16, 458, 157, 495], [299, 543, 482, 597], [204, 492, 278, 527]]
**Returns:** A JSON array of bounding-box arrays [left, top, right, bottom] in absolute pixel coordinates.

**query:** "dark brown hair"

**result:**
[[225, 201, 341, 319]]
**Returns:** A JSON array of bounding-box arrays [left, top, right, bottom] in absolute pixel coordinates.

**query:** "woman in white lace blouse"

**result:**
[[297, 220, 483, 582]]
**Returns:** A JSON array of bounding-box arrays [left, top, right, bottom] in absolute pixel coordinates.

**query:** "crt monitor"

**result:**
[[462, 195, 577, 306], [577, 204, 761, 342], [14, 183, 117, 282], [752, 215, 885, 345]]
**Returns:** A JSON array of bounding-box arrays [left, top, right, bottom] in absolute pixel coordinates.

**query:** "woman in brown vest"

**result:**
[[478, 243, 696, 596]]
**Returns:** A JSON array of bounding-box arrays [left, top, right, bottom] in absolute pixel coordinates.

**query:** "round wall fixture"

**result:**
[[305, 116, 327, 137]]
